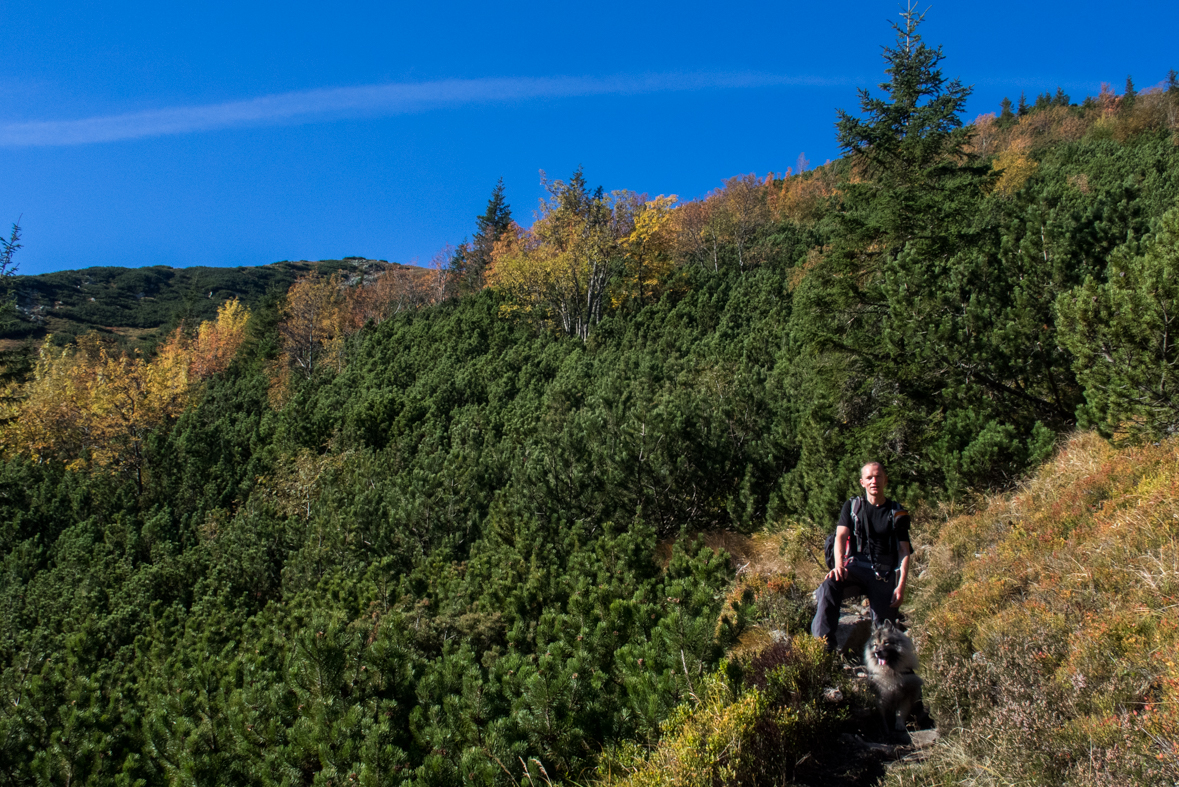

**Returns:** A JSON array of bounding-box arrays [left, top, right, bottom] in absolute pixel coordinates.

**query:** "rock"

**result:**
[[835, 609, 873, 654], [839, 732, 895, 754], [768, 629, 791, 645], [822, 687, 844, 703], [909, 729, 939, 748]]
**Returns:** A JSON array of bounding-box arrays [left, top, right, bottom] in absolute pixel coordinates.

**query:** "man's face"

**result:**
[[860, 464, 888, 497]]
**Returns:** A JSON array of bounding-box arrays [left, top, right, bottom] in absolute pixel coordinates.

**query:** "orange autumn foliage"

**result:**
[[277, 271, 347, 379], [766, 165, 840, 224], [270, 264, 450, 405], [672, 175, 770, 272]]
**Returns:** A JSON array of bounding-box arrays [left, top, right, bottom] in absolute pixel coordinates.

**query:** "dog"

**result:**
[[863, 619, 923, 737]]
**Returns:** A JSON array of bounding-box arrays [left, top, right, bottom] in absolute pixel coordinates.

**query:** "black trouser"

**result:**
[[811, 557, 898, 651]]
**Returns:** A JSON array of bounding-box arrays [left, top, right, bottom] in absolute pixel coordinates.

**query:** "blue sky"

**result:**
[[3, 1, 1177, 275]]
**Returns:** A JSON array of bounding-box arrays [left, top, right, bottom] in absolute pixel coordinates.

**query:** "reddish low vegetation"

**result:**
[[895, 432, 1179, 786]]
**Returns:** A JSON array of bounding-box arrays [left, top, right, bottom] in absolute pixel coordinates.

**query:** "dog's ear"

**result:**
[[880, 619, 895, 632]]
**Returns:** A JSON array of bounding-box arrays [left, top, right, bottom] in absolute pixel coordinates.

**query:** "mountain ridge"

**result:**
[[0, 257, 420, 350]]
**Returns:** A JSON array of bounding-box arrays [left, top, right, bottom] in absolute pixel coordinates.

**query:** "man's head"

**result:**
[[860, 461, 888, 502]]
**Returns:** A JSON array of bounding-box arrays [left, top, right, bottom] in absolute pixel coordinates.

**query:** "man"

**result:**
[[811, 461, 912, 651]]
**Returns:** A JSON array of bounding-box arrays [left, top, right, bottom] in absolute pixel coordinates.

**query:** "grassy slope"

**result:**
[[890, 432, 1179, 785]]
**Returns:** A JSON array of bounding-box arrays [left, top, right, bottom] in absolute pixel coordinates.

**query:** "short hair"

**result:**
[[860, 461, 887, 477]]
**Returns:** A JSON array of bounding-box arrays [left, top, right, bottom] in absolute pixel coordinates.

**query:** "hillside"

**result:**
[[892, 433, 1179, 785], [1, 15, 1178, 787], [0, 257, 414, 351], [585, 434, 1179, 786]]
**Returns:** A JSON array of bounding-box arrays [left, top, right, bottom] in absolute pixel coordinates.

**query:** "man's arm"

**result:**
[[891, 540, 912, 607], [826, 525, 851, 581]]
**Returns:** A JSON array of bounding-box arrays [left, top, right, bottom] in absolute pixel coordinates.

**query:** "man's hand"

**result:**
[[891, 540, 911, 608], [827, 525, 851, 582]]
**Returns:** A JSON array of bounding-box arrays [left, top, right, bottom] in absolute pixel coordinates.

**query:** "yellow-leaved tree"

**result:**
[[0, 341, 90, 467], [992, 140, 1039, 196], [277, 271, 346, 380], [487, 170, 673, 338], [489, 169, 618, 340], [0, 298, 250, 489], [188, 297, 250, 378], [616, 194, 678, 307], [484, 222, 549, 319]]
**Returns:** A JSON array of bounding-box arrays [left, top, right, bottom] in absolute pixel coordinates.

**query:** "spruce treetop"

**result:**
[[475, 177, 512, 243], [835, 2, 972, 187]]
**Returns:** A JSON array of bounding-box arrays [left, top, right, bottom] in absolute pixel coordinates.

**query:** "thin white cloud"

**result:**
[[0, 72, 846, 147]]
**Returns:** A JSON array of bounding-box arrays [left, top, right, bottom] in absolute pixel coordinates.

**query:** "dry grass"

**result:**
[[894, 432, 1179, 786], [641, 427, 1179, 786], [968, 89, 1179, 168], [657, 530, 794, 575], [656, 528, 824, 676]]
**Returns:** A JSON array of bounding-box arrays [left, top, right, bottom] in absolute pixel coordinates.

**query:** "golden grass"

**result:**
[[638, 428, 1179, 786], [657, 530, 793, 576], [665, 528, 823, 654], [894, 432, 1179, 786]]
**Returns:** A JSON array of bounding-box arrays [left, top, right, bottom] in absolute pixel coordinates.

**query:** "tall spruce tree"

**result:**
[[831, 3, 975, 259], [785, 5, 1071, 508], [835, 7, 971, 186], [999, 96, 1015, 126], [455, 178, 513, 292]]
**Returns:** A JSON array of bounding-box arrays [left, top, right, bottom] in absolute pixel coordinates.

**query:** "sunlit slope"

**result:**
[[898, 433, 1179, 785]]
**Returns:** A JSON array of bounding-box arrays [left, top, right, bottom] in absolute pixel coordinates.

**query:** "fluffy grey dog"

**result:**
[[863, 620, 922, 737]]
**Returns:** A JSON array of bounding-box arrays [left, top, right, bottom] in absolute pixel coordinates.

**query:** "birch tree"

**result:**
[[486, 168, 621, 341]]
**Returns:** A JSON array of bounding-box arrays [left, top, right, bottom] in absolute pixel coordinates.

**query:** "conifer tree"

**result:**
[[787, 5, 1077, 505], [999, 96, 1015, 126], [0, 221, 19, 319], [823, 4, 980, 287], [1057, 204, 1179, 440], [456, 178, 513, 292], [834, 5, 972, 197]]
